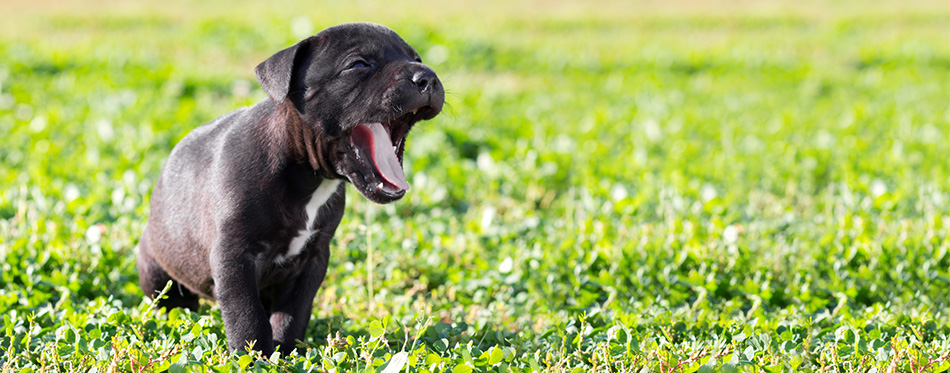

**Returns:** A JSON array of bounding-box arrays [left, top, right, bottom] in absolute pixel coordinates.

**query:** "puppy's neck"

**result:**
[[260, 100, 335, 178]]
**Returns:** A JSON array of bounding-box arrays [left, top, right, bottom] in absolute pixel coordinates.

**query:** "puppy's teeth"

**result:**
[[378, 182, 384, 189], [410, 109, 418, 115]]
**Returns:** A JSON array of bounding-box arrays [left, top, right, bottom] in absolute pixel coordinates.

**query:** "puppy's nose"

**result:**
[[411, 69, 437, 93]]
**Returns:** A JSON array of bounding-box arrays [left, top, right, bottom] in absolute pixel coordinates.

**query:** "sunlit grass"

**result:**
[[1, 1, 948, 371]]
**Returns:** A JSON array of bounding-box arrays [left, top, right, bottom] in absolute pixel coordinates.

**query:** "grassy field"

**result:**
[[1, 0, 949, 371]]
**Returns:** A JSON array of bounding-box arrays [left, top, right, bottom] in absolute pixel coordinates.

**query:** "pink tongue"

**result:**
[[351, 122, 410, 191]]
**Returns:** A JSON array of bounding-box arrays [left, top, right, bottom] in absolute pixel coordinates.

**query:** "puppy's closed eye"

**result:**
[[346, 59, 372, 70]]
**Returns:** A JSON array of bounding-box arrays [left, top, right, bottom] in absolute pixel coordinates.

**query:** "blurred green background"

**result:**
[[1, 0, 948, 371]]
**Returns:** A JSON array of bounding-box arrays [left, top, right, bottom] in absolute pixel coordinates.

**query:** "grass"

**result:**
[[1, 0, 949, 371]]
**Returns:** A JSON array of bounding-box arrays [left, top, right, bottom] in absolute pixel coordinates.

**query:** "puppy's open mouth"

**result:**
[[346, 106, 433, 198]]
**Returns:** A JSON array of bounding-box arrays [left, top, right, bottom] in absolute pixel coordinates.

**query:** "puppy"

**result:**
[[137, 23, 444, 354]]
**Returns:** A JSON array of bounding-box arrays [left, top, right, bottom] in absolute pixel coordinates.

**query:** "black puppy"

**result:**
[[137, 23, 444, 354]]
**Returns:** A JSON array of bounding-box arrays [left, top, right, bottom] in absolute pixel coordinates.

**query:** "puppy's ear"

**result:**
[[255, 38, 313, 104]]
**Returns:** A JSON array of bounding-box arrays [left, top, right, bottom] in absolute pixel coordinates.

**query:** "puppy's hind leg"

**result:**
[[137, 236, 200, 311]]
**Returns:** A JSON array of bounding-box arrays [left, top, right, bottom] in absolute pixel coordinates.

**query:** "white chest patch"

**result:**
[[279, 179, 342, 263]]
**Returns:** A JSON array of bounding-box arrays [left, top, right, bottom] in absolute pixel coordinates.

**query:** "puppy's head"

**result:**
[[255, 23, 444, 203]]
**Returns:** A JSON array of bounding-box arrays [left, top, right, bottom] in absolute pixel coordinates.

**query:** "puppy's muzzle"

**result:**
[[408, 65, 444, 116], [340, 63, 444, 203]]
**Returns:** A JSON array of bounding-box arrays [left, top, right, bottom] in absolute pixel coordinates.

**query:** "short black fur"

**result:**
[[138, 23, 444, 354]]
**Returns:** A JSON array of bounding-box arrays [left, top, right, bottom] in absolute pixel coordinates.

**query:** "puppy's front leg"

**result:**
[[267, 252, 330, 353], [211, 244, 274, 354]]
